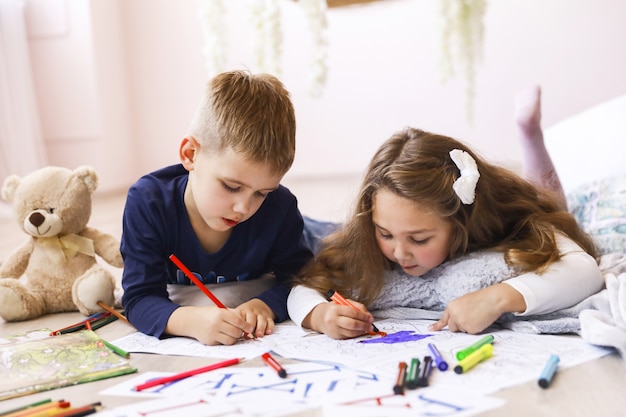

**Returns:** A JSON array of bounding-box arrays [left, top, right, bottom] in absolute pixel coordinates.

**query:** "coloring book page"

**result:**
[[111, 322, 306, 360], [100, 361, 504, 417], [266, 319, 611, 394]]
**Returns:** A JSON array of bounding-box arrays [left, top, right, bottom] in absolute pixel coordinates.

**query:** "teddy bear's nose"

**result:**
[[29, 212, 45, 227]]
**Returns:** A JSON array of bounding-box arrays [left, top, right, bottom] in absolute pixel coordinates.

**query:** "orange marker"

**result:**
[[327, 289, 383, 334]]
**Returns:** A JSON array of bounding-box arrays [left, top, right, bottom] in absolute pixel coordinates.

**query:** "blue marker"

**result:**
[[538, 354, 560, 388], [427, 342, 448, 371]]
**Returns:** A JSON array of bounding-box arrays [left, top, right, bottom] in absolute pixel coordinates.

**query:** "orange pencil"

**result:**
[[7, 401, 70, 417], [97, 301, 130, 325]]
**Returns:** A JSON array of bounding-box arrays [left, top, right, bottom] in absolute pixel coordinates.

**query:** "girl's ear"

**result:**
[[180, 136, 200, 170]]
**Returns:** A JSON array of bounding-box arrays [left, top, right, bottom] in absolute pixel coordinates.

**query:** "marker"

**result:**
[[455, 334, 495, 360], [417, 355, 433, 387], [454, 343, 493, 374], [405, 358, 421, 390], [134, 358, 241, 391], [262, 352, 287, 378], [427, 342, 448, 371], [327, 289, 381, 333], [538, 354, 560, 388], [393, 361, 407, 395]]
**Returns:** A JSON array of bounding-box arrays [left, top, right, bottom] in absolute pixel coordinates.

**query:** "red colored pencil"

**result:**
[[50, 402, 102, 417], [134, 358, 241, 391], [169, 254, 226, 308]]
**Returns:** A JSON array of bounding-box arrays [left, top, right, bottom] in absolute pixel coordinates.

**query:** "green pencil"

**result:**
[[100, 338, 130, 358], [0, 398, 53, 416]]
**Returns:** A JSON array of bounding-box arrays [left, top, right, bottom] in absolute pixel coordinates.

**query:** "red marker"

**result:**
[[327, 289, 382, 334], [262, 352, 287, 378], [393, 361, 407, 395]]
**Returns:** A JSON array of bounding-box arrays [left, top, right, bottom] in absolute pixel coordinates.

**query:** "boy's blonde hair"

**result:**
[[189, 70, 296, 176]]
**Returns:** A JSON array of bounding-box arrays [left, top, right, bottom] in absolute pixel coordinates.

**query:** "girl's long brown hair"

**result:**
[[293, 128, 598, 306]]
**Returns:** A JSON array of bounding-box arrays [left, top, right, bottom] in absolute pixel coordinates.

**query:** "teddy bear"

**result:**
[[0, 165, 123, 321]]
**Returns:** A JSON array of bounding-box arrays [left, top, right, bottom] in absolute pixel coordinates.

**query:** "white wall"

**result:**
[[20, 0, 626, 192]]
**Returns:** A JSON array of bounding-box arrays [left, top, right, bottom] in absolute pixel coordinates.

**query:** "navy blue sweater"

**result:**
[[120, 164, 313, 337]]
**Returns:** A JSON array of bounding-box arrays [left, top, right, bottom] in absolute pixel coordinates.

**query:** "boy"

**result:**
[[120, 70, 313, 345]]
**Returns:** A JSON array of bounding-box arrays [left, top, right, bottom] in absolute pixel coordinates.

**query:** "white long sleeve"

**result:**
[[287, 285, 328, 327], [503, 234, 605, 316]]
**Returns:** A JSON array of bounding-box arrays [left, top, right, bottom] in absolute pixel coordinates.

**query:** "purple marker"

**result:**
[[427, 342, 449, 371]]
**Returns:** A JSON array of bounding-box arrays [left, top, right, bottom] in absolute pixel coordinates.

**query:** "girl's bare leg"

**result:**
[[515, 85, 567, 210]]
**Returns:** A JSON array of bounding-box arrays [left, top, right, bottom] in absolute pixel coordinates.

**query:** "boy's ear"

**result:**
[[180, 136, 199, 170]]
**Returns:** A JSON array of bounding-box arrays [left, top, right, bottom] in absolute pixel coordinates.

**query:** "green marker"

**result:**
[[455, 334, 494, 361], [454, 343, 493, 374], [405, 358, 421, 390]]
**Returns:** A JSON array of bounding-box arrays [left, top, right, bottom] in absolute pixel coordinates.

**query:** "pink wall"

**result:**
[[24, 0, 626, 192]]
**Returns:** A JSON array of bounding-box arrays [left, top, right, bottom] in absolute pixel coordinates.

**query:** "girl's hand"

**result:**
[[235, 299, 275, 338], [429, 283, 526, 334], [304, 299, 375, 339], [166, 305, 253, 346]]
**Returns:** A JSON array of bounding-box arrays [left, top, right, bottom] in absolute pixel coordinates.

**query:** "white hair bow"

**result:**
[[449, 149, 480, 205]]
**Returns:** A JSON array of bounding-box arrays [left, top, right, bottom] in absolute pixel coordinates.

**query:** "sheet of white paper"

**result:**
[[111, 322, 306, 360], [267, 319, 612, 394], [110, 319, 612, 398], [100, 361, 505, 417]]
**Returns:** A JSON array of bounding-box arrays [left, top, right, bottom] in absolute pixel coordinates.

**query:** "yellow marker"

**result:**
[[454, 343, 493, 374]]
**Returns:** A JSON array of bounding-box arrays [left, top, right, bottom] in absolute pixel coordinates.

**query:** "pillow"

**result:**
[[567, 174, 626, 255], [544, 93, 626, 193]]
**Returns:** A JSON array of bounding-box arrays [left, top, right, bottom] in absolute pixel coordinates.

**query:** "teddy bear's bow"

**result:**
[[38, 234, 95, 264]]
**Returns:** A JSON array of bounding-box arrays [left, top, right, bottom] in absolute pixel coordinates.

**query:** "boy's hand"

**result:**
[[166, 305, 253, 346], [235, 299, 275, 338], [429, 283, 526, 334], [304, 300, 375, 340]]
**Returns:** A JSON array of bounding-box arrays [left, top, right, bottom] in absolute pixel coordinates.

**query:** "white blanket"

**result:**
[[370, 251, 626, 360]]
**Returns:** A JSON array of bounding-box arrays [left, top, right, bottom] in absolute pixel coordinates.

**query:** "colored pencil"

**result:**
[[0, 399, 52, 417], [97, 301, 130, 325], [134, 358, 241, 391], [49, 403, 101, 417], [169, 254, 226, 308], [100, 338, 130, 358]]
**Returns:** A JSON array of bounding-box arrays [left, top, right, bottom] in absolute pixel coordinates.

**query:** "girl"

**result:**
[[288, 87, 604, 339]]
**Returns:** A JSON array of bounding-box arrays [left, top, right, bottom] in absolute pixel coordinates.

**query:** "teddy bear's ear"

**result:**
[[1, 175, 22, 203], [73, 165, 99, 194]]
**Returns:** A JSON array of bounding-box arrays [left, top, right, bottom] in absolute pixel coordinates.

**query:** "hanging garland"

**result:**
[[197, 0, 485, 105], [436, 0, 488, 121], [197, 0, 328, 97]]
